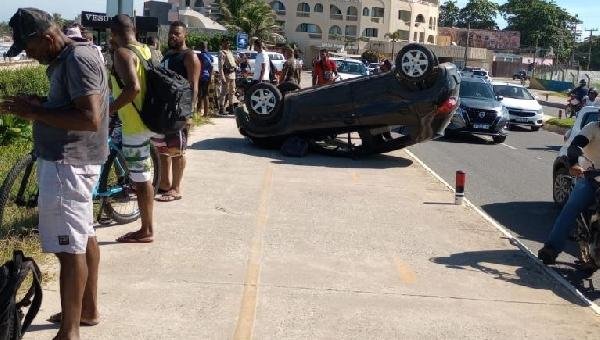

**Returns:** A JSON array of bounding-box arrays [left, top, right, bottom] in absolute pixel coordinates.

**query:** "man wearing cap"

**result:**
[[0, 8, 108, 340]]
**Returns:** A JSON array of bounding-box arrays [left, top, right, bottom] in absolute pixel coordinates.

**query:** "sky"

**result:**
[[1, 0, 599, 32]]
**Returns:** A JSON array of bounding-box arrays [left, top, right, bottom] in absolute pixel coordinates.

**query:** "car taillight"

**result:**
[[437, 97, 458, 116]]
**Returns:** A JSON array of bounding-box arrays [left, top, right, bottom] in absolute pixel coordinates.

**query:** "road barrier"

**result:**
[[455, 170, 465, 205]]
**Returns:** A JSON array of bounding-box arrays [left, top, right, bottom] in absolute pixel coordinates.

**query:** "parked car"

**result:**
[[512, 70, 529, 80], [492, 82, 543, 131], [446, 77, 509, 143], [368, 62, 381, 74], [330, 57, 370, 80], [552, 106, 600, 206], [236, 50, 285, 75], [471, 69, 491, 82], [235, 44, 460, 156]]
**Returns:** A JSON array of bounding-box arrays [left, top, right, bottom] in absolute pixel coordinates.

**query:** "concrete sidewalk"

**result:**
[[27, 118, 600, 339]]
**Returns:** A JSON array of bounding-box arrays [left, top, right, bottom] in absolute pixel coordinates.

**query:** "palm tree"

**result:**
[[384, 30, 404, 59], [217, 0, 282, 43]]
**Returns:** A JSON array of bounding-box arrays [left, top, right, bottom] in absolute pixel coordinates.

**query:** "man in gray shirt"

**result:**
[[1, 8, 108, 340]]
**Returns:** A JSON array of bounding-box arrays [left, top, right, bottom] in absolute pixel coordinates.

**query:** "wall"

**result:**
[[438, 27, 520, 51]]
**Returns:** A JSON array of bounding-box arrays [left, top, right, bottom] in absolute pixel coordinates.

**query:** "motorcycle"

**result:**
[[566, 95, 583, 118], [568, 150, 600, 271]]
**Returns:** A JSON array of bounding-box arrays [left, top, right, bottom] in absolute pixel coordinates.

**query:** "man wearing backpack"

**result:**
[[153, 21, 200, 202], [108, 15, 156, 244], [1, 8, 108, 339], [218, 38, 237, 115], [198, 41, 213, 116]]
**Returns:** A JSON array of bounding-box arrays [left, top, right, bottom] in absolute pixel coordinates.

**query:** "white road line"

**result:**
[[501, 143, 518, 150], [404, 149, 600, 315]]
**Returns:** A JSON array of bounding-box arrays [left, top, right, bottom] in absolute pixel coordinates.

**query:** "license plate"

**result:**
[[473, 124, 490, 129], [514, 118, 529, 123]]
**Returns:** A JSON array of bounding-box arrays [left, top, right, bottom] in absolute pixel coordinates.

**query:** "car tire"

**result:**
[[553, 166, 573, 206], [531, 126, 540, 132], [492, 135, 507, 144], [394, 44, 438, 88], [245, 82, 283, 125]]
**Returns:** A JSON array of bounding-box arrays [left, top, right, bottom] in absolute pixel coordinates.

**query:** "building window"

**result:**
[[297, 3, 310, 12], [427, 35, 435, 43], [399, 30, 410, 41], [398, 10, 410, 22], [362, 7, 369, 16], [363, 28, 378, 38], [330, 5, 343, 20], [314, 3, 323, 13], [345, 25, 357, 36], [413, 32, 418, 41], [270, 1, 286, 15], [429, 17, 433, 29], [372, 7, 384, 17], [347, 6, 358, 21], [329, 25, 343, 38], [296, 23, 322, 34], [419, 32, 425, 42], [415, 14, 425, 24], [185, 0, 191, 7]]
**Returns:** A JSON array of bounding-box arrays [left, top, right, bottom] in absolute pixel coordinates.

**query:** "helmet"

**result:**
[[580, 79, 587, 86], [589, 88, 598, 95]]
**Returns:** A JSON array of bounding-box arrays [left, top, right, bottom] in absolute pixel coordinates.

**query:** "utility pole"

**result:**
[[584, 28, 598, 70], [463, 22, 470, 68]]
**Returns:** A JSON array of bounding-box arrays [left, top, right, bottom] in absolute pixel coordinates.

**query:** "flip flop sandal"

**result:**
[[116, 234, 154, 243], [47, 312, 99, 326], [155, 193, 182, 202]]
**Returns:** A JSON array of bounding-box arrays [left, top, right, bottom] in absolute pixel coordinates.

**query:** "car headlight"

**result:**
[[537, 108, 543, 116], [500, 107, 509, 118]]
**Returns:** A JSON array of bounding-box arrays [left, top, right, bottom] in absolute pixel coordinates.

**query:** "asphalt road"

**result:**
[[409, 119, 600, 303]]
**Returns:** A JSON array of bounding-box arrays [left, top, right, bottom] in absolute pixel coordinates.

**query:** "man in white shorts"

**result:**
[[2, 8, 109, 340]]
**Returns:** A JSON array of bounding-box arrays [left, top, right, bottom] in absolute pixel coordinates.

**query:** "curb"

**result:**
[[404, 149, 600, 315]]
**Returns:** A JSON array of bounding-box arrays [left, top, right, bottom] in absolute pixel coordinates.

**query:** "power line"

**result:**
[[584, 28, 598, 70]]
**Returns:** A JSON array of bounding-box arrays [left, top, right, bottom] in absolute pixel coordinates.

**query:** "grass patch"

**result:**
[[546, 117, 575, 128], [191, 114, 213, 128]]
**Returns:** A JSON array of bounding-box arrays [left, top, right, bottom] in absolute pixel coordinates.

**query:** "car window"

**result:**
[[473, 70, 487, 76], [336, 61, 367, 76], [581, 111, 600, 128], [460, 81, 496, 100], [493, 85, 534, 100]]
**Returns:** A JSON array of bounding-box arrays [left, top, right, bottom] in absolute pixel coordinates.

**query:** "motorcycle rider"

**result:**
[[571, 79, 589, 102], [583, 88, 600, 107], [538, 121, 600, 264]]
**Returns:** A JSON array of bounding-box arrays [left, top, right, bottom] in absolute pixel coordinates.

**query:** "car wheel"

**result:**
[[245, 82, 283, 125], [531, 126, 540, 132], [395, 44, 438, 85], [492, 135, 507, 144], [553, 167, 574, 206]]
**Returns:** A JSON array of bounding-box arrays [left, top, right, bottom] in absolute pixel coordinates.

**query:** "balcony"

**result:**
[[275, 10, 286, 16], [371, 17, 382, 23], [309, 33, 323, 39], [330, 14, 343, 20], [346, 15, 358, 21], [297, 11, 310, 17]]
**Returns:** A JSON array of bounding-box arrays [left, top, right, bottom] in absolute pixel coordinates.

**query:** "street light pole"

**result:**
[[584, 28, 598, 71]]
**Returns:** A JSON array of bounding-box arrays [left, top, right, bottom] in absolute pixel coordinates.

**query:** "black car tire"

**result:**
[[492, 135, 507, 144], [395, 44, 438, 87], [553, 166, 573, 206], [278, 81, 301, 97], [245, 82, 283, 125], [531, 126, 540, 132]]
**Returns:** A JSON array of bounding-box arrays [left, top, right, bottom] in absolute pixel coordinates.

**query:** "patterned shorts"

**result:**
[[122, 133, 154, 183]]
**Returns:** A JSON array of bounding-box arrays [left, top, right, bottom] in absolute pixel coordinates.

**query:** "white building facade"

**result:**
[[268, 0, 439, 60]]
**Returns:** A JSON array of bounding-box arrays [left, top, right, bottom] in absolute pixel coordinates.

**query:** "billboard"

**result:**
[[107, 0, 135, 17], [438, 27, 520, 51]]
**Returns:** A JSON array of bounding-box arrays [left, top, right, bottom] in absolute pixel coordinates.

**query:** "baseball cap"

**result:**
[[6, 8, 53, 57]]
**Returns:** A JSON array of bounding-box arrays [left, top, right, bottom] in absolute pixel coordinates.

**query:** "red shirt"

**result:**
[[314, 59, 337, 85]]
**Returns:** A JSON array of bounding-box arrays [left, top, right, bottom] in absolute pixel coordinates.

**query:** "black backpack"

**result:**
[[119, 46, 193, 135], [0, 251, 43, 340]]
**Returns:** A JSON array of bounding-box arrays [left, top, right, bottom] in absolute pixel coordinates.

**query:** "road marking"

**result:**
[[404, 149, 600, 315], [233, 166, 273, 340], [394, 257, 416, 284], [501, 143, 518, 150]]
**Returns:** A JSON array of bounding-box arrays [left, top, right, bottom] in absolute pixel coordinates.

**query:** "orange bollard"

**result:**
[[455, 171, 466, 205]]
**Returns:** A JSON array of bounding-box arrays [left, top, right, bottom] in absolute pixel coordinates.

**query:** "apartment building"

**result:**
[[268, 0, 439, 60]]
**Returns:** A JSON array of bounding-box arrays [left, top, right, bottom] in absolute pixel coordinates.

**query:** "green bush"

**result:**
[[0, 65, 49, 145], [361, 50, 380, 63], [186, 32, 236, 52], [546, 117, 575, 128]]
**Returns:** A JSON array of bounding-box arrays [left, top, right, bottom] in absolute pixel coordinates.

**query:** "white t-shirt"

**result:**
[[253, 51, 270, 81], [579, 122, 600, 168]]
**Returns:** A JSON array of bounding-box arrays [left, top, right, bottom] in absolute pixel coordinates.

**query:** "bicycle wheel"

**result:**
[[0, 154, 38, 235], [98, 150, 140, 224]]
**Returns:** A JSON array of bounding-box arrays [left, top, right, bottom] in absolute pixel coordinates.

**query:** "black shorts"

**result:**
[[199, 80, 210, 98]]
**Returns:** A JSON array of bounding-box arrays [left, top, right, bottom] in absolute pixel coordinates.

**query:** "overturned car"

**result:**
[[235, 44, 461, 156]]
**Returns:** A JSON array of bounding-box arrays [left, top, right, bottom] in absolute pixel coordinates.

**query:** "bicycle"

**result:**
[[0, 118, 161, 235]]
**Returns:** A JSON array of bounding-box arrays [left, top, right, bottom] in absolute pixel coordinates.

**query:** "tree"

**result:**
[[457, 0, 499, 30], [439, 0, 460, 27], [52, 13, 74, 30], [217, 0, 281, 42], [574, 35, 600, 71], [500, 0, 581, 63], [384, 30, 404, 58]]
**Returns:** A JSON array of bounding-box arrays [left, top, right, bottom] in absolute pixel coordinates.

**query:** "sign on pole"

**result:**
[[236, 32, 249, 50]]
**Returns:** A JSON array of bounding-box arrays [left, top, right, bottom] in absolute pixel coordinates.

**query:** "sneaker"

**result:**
[[538, 245, 558, 265]]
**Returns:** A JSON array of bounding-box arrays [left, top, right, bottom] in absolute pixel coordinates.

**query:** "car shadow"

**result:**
[[431, 249, 585, 306], [437, 134, 493, 145], [527, 145, 562, 152], [27, 323, 60, 332], [190, 137, 414, 169]]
